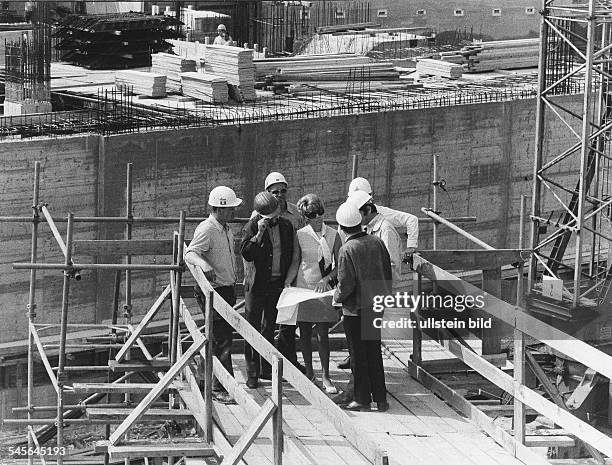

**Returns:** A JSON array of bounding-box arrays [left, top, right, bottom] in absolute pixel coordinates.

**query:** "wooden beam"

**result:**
[[29, 322, 58, 393], [87, 408, 194, 421], [108, 360, 172, 372], [412, 254, 612, 380], [417, 249, 527, 270], [272, 356, 283, 465], [525, 436, 576, 447], [73, 240, 174, 256], [115, 285, 171, 362], [108, 335, 206, 445], [220, 399, 276, 465], [186, 261, 389, 465], [71, 383, 163, 394], [106, 442, 215, 460]]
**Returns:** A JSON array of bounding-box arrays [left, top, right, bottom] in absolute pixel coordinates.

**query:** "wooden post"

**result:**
[[204, 290, 214, 443], [433, 154, 439, 250], [170, 211, 186, 364], [481, 267, 502, 355], [57, 213, 74, 465], [411, 271, 422, 365], [27, 161, 40, 465], [514, 195, 527, 444], [124, 164, 133, 465], [272, 356, 283, 465]]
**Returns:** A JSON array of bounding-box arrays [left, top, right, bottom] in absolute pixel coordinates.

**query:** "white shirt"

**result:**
[[377, 205, 418, 249], [366, 213, 402, 283]]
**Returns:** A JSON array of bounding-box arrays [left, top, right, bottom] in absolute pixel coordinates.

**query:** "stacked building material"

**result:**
[[416, 59, 463, 78], [115, 70, 167, 97], [54, 13, 181, 69], [275, 62, 399, 81], [253, 54, 371, 80], [462, 39, 540, 72], [204, 45, 256, 101], [151, 53, 197, 93], [181, 72, 228, 104]]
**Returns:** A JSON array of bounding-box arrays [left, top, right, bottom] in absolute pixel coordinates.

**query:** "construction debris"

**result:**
[[416, 58, 463, 79], [181, 72, 229, 103], [115, 70, 167, 98], [54, 13, 181, 69], [151, 53, 197, 93], [204, 45, 256, 101]]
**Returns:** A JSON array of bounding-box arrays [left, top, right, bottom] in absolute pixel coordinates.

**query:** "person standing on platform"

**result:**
[[334, 202, 392, 412], [185, 186, 242, 404], [213, 24, 234, 46], [241, 191, 301, 389], [293, 193, 341, 394]]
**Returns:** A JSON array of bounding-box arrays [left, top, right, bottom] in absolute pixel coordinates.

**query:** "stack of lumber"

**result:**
[[462, 38, 540, 72], [316, 22, 380, 34], [151, 53, 197, 93], [253, 54, 371, 79], [181, 72, 228, 103], [416, 58, 463, 78], [204, 45, 256, 101], [115, 70, 166, 97]]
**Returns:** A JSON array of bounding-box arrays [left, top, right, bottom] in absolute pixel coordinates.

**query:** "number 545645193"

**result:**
[[8, 446, 66, 456]]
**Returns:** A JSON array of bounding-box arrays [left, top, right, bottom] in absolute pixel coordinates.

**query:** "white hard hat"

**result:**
[[208, 186, 242, 208], [217, 24, 227, 31], [348, 177, 372, 196], [264, 172, 287, 190], [346, 190, 373, 209], [336, 202, 362, 227]]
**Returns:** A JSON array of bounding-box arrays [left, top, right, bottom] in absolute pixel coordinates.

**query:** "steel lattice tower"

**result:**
[[529, 0, 612, 313]]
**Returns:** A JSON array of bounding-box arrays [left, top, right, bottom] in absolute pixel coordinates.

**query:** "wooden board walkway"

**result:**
[[214, 340, 535, 465]]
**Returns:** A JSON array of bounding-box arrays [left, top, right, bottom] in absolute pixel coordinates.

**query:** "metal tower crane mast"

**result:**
[[529, 0, 612, 312]]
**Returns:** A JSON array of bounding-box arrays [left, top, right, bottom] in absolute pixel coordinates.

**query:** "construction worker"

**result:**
[[347, 190, 402, 283], [348, 177, 418, 254], [260, 171, 306, 231], [185, 186, 242, 404], [213, 24, 234, 46], [241, 191, 301, 389], [334, 202, 391, 412]]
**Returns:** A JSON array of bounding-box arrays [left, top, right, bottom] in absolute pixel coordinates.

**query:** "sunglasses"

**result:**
[[305, 209, 324, 219], [270, 188, 287, 195]]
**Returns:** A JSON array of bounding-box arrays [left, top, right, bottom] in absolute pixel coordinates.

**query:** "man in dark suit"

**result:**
[[334, 202, 392, 412], [241, 191, 300, 388]]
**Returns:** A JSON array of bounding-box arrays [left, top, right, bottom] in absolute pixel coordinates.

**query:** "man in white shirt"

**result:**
[[348, 177, 418, 254], [185, 186, 242, 404], [213, 24, 234, 46]]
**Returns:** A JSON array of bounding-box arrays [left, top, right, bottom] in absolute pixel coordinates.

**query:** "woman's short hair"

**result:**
[[297, 193, 324, 217]]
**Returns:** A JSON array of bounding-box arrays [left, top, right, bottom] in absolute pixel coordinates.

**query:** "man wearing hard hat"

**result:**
[[257, 171, 305, 232], [241, 191, 301, 389], [348, 177, 418, 254], [185, 186, 242, 404], [334, 202, 391, 412], [213, 24, 234, 46]]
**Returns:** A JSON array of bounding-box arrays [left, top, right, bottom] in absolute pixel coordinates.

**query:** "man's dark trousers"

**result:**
[[244, 279, 298, 379], [195, 285, 236, 393], [344, 315, 386, 404]]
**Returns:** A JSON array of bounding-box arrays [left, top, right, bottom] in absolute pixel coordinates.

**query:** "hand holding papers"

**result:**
[[276, 287, 337, 325]]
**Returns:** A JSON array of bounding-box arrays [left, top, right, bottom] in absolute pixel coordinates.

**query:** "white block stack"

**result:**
[[181, 72, 228, 104], [416, 59, 463, 79], [115, 70, 167, 97], [204, 45, 256, 101], [151, 53, 197, 93]]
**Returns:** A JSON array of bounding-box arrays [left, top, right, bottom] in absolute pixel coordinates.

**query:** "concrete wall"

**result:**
[[0, 95, 581, 345]]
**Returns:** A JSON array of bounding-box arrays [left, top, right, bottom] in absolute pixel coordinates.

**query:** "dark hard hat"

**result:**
[[253, 191, 279, 218]]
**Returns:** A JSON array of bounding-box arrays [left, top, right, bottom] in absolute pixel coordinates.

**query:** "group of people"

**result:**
[[185, 171, 418, 412]]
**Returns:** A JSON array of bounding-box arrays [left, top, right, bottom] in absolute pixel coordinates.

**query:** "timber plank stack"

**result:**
[[181, 72, 228, 104], [151, 53, 197, 93], [432, 38, 540, 73], [416, 58, 463, 78], [463, 38, 540, 72], [115, 70, 166, 97], [204, 45, 256, 101]]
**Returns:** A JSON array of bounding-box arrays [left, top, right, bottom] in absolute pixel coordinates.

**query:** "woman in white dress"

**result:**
[[294, 194, 341, 394]]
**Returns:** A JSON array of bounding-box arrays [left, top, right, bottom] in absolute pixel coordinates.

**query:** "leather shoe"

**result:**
[[246, 377, 259, 389], [376, 401, 389, 412], [337, 356, 351, 370], [332, 390, 353, 405], [341, 401, 368, 412]]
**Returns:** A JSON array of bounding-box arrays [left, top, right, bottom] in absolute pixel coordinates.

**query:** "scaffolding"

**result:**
[[529, 0, 612, 313], [2, 162, 389, 465]]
